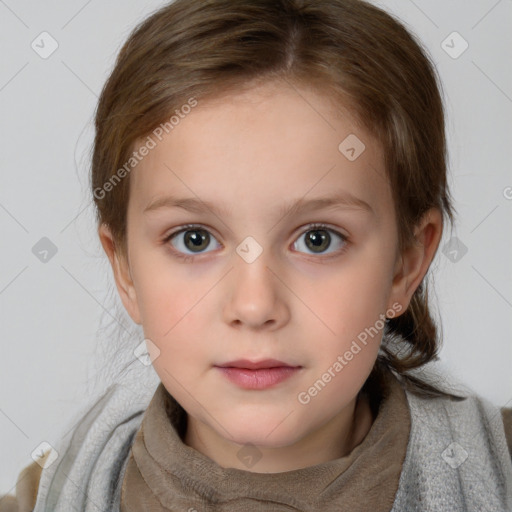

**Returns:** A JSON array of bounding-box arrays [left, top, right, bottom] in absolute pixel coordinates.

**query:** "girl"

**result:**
[[2, 0, 511, 510]]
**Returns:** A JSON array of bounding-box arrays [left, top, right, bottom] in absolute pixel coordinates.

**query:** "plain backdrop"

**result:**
[[1, 0, 511, 496]]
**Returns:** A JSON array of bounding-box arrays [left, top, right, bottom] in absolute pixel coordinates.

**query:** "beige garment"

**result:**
[[0, 451, 49, 512], [2, 375, 512, 512], [120, 367, 409, 511]]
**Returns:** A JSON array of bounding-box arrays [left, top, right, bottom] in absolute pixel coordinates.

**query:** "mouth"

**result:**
[[214, 359, 302, 390], [214, 358, 300, 370]]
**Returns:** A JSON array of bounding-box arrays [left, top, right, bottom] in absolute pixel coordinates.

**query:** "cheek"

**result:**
[[313, 259, 393, 338], [300, 272, 387, 410], [139, 276, 211, 340], [129, 243, 207, 329], [136, 270, 212, 390], [129, 257, 216, 383]]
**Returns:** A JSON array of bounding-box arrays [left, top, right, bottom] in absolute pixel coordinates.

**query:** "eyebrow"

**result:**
[[143, 191, 374, 218]]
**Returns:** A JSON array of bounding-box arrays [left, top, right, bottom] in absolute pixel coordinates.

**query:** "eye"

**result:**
[[292, 223, 348, 256], [163, 223, 348, 261], [164, 224, 220, 259]]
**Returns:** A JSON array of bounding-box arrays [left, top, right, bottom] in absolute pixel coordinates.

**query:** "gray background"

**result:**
[[1, 0, 511, 495]]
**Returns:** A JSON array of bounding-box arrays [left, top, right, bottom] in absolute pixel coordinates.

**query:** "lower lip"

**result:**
[[215, 366, 301, 390]]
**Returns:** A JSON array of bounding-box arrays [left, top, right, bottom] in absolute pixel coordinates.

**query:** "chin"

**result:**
[[224, 420, 303, 449]]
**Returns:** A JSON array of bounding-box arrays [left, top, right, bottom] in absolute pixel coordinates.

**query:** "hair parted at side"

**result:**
[[91, 0, 462, 399]]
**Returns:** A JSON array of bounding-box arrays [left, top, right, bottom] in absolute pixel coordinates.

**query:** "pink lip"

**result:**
[[216, 358, 295, 370], [215, 366, 301, 390]]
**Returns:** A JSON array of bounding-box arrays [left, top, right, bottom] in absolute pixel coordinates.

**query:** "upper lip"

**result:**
[[215, 359, 299, 370]]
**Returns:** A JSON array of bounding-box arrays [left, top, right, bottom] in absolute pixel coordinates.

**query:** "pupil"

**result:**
[[185, 229, 209, 252], [306, 229, 330, 252]]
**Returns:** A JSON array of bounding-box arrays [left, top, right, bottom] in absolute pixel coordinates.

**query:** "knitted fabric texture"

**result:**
[[31, 367, 512, 512]]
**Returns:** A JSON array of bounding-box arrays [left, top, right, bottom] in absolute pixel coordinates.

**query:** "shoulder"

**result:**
[[0, 450, 50, 512], [501, 406, 512, 460], [404, 383, 512, 464]]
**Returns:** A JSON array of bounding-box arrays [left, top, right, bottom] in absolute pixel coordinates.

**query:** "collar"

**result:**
[[120, 366, 410, 511]]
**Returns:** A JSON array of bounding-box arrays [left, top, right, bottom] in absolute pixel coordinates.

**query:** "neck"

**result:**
[[184, 391, 374, 473]]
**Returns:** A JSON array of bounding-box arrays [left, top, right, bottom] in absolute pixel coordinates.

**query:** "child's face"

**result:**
[[100, 80, 439, 469]]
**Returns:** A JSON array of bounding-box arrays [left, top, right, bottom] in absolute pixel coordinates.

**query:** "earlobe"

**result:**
[[388, 208, 443, 315], [97, 224, 142, 325]]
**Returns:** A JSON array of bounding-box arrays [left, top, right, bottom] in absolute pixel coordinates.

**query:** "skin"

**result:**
[[98, 79, 443, 473]]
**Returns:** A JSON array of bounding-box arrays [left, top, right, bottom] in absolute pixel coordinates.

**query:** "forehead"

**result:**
[[129, 81, 391, 219]]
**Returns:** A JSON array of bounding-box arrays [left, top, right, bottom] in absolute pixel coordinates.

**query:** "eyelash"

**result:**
[[162, 223, 349, 263]]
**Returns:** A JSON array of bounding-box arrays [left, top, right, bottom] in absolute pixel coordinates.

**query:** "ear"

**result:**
[[98, 223, 142, 325], [387, 208, 443, 315]]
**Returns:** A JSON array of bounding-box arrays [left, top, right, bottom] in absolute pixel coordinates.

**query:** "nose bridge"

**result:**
[[235, 234, 266, 266], [224, 234, 286, 328], [233, 234, 275, 294]]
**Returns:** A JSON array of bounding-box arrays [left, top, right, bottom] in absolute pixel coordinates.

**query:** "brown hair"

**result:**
[[91, 0, 463, 399]]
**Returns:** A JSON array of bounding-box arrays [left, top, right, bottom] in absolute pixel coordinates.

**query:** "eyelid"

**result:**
[[296, 222, 348, 239], [164, 223, 221, 244]]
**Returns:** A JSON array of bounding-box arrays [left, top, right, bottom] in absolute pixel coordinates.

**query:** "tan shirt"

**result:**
[[2, 370, 512, 511]]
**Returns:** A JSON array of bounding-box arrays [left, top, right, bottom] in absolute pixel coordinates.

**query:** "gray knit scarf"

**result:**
[[32, 366, 512, 512]]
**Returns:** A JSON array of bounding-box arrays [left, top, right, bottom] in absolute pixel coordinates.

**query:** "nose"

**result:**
[[223, 248, 290, 331]]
